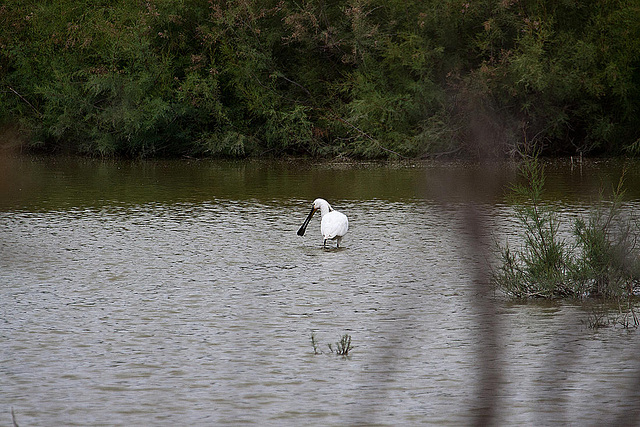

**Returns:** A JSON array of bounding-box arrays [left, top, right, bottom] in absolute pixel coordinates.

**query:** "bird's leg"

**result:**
[[323, 239, 327, 249]]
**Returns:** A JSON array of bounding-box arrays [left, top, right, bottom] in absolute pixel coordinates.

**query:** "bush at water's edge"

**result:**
[[494, 155, 640, 305], [1, 1, 639, 159]]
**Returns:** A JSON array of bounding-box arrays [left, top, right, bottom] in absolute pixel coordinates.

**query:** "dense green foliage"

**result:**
[[1, 1, 639, 158], [494, 157, 640, 299]]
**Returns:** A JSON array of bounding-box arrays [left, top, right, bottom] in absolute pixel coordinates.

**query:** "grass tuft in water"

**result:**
[[311, 333, 321, 355], [329, 334, 353, 356], [311, 333, 353, 356], [11, 407, 19, 427], [582, 300, 640, 330]]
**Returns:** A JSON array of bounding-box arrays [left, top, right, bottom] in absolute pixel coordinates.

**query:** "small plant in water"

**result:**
[[311, 333, 321, 355], [617, 301, 640, 329], [328, 334, 353, 356], [311, 333, 354, 356], [583, 307, 611, 330], [11, 407, 19, 427], [582, 300, 640, 330]]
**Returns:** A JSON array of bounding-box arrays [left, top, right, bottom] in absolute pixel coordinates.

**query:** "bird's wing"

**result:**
[[321, 211, 348, 239]]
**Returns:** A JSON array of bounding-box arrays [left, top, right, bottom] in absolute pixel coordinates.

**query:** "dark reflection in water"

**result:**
[[1, 155, 640, 425], [1, 156, 639, 211]]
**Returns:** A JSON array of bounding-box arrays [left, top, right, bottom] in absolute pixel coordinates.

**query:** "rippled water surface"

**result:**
[[2, 156, 640, 425]]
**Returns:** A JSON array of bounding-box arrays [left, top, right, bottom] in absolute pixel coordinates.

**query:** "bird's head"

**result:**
[[313, 198, 331, 212]]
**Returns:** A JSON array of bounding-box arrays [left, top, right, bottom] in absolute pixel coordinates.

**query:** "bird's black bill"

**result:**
[[297, 207, 316, 236]]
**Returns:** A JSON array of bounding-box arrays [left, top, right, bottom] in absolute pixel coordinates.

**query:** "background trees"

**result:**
[[1, 0, 639, 158]]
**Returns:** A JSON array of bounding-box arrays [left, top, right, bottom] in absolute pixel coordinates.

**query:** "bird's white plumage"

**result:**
[[315, 199, 348, 248], [320, 209, 348, 240], [298, 198, 349, 248]]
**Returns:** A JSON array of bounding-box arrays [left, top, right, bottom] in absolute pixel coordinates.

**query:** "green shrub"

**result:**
[[494, 156, 573, 298], [494, 156, 640, 299], [572, 172, 640, 298]]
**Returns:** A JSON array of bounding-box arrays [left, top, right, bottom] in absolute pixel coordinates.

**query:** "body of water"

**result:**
[[1, 156, 639, 425]]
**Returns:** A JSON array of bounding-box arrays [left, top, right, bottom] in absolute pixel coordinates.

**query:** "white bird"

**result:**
[[297, 198, 349, 248]]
